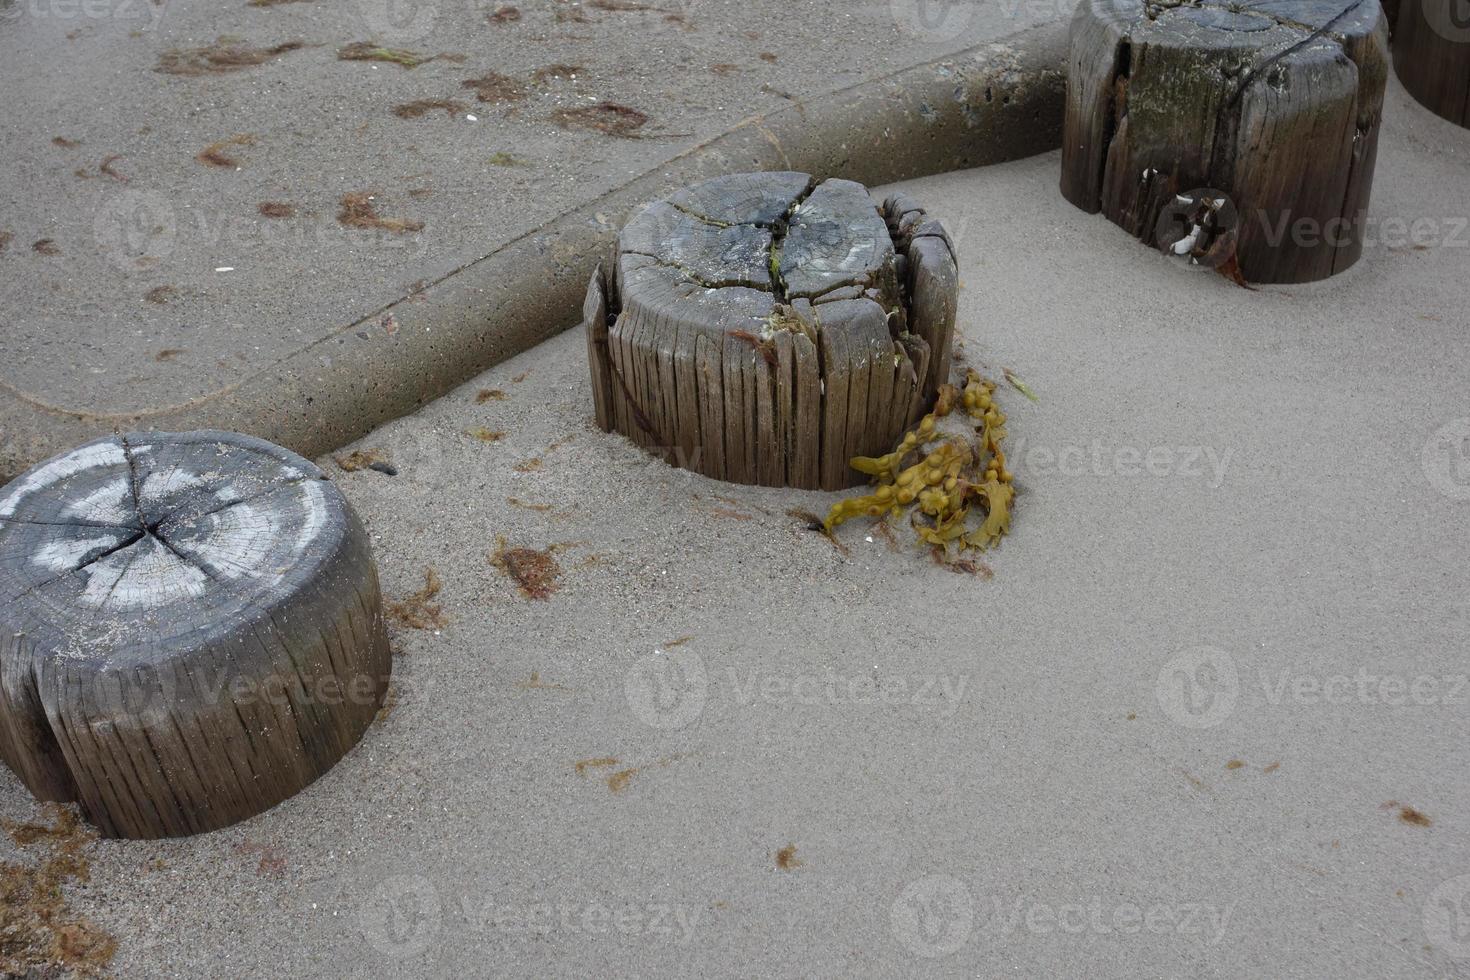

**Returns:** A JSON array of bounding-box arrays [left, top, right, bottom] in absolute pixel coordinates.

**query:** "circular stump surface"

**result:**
[[0, 431, 391, 838], [1392, 0, 1470, 127], [1061, 0, 1389, 283], [584, 171, 958, 491]]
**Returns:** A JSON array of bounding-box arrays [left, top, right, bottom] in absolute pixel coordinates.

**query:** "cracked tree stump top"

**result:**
[[584, 171, 958, 491], [1061, 0, 1388, 283], [1392, 0, 1470, 127], [0, 431, 390, 839]]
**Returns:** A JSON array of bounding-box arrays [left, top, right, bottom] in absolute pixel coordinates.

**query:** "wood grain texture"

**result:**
[[0, 431, 390, 839], [1061, 0, 1389, 283], [1393, 0, 1470, 127], [583, 172, 958, 490]]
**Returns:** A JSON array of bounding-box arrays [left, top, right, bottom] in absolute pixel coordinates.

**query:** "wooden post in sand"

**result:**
[[583, 172, 958, 491], [0, 431, 390, 839], [1061, 0, 1389, 283]]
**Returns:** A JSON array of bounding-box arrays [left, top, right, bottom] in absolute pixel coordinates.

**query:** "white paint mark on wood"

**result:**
[[192, 502, 277, 580], [81, 537, 208, 609], [0, 442, 126, 517], [63, 478, 134, 525], [293, 480, 327, 557], [142, 469, 207, 502], [34, 533, 129, 573]]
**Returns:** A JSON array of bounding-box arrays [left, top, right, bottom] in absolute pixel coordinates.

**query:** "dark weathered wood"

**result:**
[[583, 172, 958, 491], [1061, 0, 1389, 283], [0, 431, 390, 839], [1393, 0, 1470, 127]]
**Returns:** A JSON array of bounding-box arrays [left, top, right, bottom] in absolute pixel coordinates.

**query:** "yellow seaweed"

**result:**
[[823, 369, 1018, 559]]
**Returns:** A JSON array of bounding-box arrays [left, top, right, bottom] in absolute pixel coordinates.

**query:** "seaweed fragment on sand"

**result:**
[[197, 134, 256, 168], [393, 99, 467, 119], [157, 38, 306, 75], [490, 537, 566, 600], [337, 42, 434, 69], [824, 370, 1016, 563], [334, 448, 388, 472], [385, 568, 447, 630], [551, 102, 649, 138], [337, 192, 424, 234], [0, 805, 117, 977], [461, 71, 527, 104]]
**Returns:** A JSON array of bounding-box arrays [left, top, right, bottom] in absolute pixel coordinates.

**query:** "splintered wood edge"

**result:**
[[583, 172, 958, 490]]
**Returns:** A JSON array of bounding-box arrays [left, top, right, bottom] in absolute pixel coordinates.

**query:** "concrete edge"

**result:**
[[0, 21, 1069, 482]]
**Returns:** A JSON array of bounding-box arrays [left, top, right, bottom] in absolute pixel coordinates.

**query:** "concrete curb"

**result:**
[[0, 21, 1068, 482]]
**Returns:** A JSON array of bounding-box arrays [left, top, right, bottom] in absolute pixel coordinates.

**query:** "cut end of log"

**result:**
[[0, 431, 391, 838], [584, 172, 959, 491]]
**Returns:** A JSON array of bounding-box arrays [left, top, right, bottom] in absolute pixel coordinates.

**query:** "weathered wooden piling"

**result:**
[[584, 172, 958, 490], [0, 431, 390, 838], [1061, 0, 1389, 283]]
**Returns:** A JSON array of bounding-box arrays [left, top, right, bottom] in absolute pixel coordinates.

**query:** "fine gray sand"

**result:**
[[1, 75, 1467, 978]]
